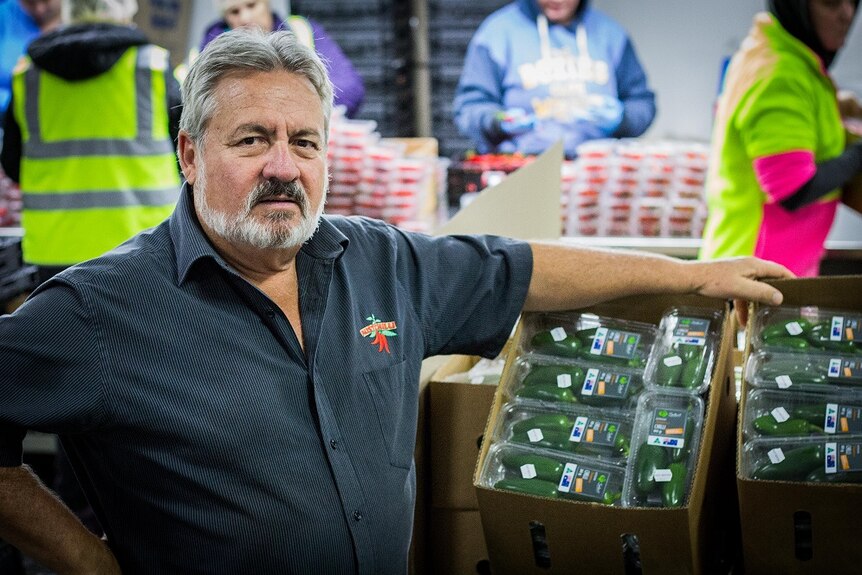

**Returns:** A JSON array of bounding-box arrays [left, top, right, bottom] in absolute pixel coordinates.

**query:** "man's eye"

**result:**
[[239, 136, 260, 146], [297, 139, 321, 149]]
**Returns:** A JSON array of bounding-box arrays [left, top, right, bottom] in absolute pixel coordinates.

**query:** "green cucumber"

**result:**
[[680, 357, 708, 389], [530, 331, 583, 358], [751, 444, 823, 481], [761, 319, 812, 341], [752, 415, 822, 436], [661, 462, 688, 508], [510, 428, 572, 452], [522, 365, 586, 388], [494, 477, 560, 498], [511, 413, 575, 435], [515, 384, 577, 404], [791, 403, 827, 426], [634, 444, 669, 495], [655, 353, 683, 387], [500, 453, 565, 483]]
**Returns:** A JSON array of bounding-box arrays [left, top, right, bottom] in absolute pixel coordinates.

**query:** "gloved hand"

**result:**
[[495, 108, 536, 137], [584, 96, 624, 136]]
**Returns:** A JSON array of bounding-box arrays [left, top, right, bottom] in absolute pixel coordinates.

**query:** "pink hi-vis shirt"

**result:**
[[699, 12, 845, 276]]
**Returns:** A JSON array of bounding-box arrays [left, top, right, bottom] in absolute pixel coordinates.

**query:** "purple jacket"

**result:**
[[200, 13, 365, 117]]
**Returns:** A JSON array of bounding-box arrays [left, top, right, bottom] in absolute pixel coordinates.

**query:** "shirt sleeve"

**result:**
[[614, 37, 656, 138], [391, 228, 533, 358], [736, 72, 818, 160], [0, 279, 106, 466], [453, 37, 509, 152]]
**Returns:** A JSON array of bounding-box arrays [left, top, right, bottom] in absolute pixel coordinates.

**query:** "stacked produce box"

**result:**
[[478, 306, 723, 510], [735, 283, 862, 573], [326, 108, 440, 231], [566, 139, 709, 238], [740, 307, 862, 484], [474, 297, 735, 574]]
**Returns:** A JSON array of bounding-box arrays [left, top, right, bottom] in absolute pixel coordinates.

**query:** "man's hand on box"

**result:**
[[683, 257, 795, 326]]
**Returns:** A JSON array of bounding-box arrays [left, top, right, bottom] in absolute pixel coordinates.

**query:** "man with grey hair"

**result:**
[[0, 29, 790, 574]]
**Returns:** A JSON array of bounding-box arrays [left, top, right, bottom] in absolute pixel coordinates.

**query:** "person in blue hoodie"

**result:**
[[453, 0, 656, 158]]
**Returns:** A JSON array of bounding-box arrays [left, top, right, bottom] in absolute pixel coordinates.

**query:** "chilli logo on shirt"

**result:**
[[360, 314, 398, 354]]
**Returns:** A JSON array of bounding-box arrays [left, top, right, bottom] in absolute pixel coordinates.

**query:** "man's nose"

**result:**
[[262, 142, 301, 182]]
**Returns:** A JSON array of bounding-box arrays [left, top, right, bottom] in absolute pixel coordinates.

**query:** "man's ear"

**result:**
[[177, 131, 198, 185]]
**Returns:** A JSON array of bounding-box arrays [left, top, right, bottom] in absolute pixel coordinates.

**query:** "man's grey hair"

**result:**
[[180, 29, 334, 145], [64, 0, 139, 23]]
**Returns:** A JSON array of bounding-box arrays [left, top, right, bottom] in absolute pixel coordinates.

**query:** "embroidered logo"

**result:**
[[360, 314, 397, 354]]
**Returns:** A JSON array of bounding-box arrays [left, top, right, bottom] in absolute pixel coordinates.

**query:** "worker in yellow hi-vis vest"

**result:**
[[0, 0, 182, 282]]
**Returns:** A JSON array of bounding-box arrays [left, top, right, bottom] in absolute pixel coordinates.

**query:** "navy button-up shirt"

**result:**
[[0, 185, 532, 574]]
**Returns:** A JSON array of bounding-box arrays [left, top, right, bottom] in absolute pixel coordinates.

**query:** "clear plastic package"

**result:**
[[502, 354, 645, 409], [745, 350, 862, 392], [622, 391, 704, 508], [743, 388, 862, 439], [741, 435, 862, 483], [644, 307, 724, 395], [518, 312, 658, 369], [749, 306, 862, 355], [478, 441, 626, 505], [492, 401, 635, 462]]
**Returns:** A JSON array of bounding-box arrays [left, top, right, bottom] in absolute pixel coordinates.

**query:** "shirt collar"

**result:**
[[169, 183, 349, 285]]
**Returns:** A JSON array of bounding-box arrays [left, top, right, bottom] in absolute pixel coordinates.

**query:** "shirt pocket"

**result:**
[[362, 358, 416, 470]]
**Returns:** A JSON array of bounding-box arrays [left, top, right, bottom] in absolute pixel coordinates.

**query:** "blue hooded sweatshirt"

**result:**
[[453, 0, 656, 158]]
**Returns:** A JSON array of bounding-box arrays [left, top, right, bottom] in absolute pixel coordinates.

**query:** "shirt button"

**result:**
[[353, 510, 363, 522], [329, 439, 339, 450]]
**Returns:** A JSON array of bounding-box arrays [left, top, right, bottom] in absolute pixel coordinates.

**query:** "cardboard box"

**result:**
[[429, 356, 498, 510], [411, 355, 454, 575], [429, 509, 490, 575], [737, 276, 862, 574], [475, 294, 736, 575]]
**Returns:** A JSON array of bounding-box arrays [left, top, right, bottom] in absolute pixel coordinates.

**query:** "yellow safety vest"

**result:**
[[12, 44, 181, 266]]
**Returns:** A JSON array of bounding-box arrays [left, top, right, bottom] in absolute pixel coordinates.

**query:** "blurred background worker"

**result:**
[[198, 0, 366, 117], [0, 0, 62, 128], [1, 0, 183, 282], [700, 0, 862, 277], [452, 0, 656, 159]]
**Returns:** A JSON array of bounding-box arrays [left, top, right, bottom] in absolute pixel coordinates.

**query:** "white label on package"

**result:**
[[785, 321, 804, 336], [663, 355, 683, 367], [775, 375, 793, 389], [520, 464, 538, 480], [527, 428, 544, 443], [771, 407, 790, 423], [825, 442, 838, 473], [556, 373, 573, 389], [557, 462, 578, 493], [589, 327, 608, 355], [653, 468, 673, 483], [831, 317, 844, 341], [582, 368, 599, 396], [550, 327, 567, 342], [570, 416, 589, 443], [824, 403, 838, 434], [767, 447, 786, 464], [829, 358, 842, 378]]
